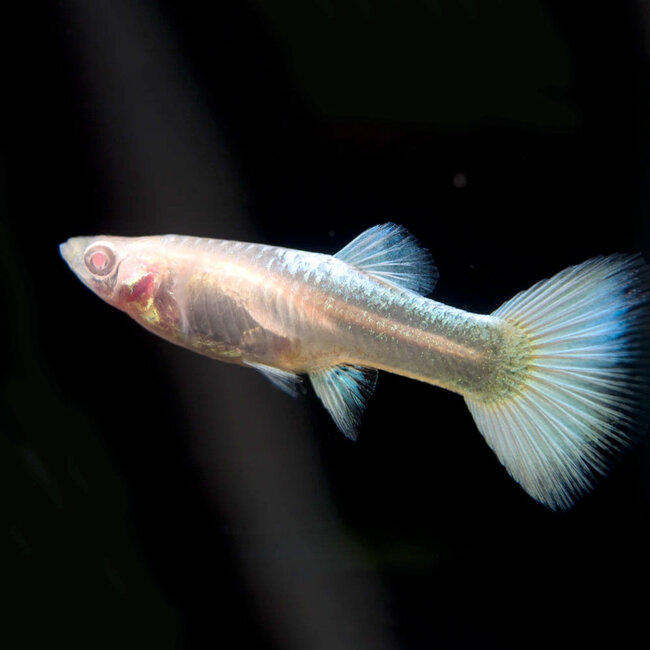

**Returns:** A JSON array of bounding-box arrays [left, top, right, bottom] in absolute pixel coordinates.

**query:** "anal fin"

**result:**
[[309, 365, 378, 440]]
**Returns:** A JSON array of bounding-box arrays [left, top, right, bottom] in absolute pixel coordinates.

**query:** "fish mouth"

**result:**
[[58, 240, 72, 265], [59, 236, 99, 285], [59, 236, 95, 264], [59, 235, 126, 302]]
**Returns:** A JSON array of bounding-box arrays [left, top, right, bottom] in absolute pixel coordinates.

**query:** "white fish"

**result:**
[[60, 224, 650, 510]]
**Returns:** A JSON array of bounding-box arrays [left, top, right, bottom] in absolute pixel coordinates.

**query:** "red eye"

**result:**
[[91, 251, 107, 269], [84, 243, 116, 276]]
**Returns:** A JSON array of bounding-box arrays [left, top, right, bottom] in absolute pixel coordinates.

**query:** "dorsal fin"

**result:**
[[334, 223, 438, 295]]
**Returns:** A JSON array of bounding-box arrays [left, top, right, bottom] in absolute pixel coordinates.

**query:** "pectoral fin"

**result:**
[[246, 362, 303, 397]]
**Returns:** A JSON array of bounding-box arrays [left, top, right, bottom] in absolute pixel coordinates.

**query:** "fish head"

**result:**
[[59, 235, 162, 315]]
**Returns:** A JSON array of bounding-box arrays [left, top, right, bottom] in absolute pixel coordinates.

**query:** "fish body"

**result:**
[[60, 224, 650, 510], [61, 232, 522, 399]]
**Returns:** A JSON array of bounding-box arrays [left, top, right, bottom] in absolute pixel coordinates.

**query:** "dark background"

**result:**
[[4, 1, 650, 648]]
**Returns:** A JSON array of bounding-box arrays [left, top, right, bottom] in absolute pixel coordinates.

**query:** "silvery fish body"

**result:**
[[117, 234, 521, 397], [60, 224, 650, 511]]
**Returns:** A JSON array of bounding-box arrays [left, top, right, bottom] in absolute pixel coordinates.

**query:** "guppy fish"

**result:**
[[60, 224, 650, 510]]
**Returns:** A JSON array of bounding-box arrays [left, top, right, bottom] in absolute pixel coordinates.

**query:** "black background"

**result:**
[[4, 1, 650, 649]]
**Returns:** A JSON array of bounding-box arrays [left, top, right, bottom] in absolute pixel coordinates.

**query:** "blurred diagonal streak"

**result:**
[[61, 1, 396, 648], [63, 0, 243, 235]]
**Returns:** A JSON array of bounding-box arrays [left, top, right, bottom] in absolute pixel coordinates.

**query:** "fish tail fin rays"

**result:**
[[465, 254, 650, 510]]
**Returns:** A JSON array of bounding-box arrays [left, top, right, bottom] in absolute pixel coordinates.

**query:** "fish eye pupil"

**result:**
[[91, 251, 107, 269], [84, 243, 116, 276]]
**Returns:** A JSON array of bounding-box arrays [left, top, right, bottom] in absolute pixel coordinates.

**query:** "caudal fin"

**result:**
[[465, 254, 650, 510]]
